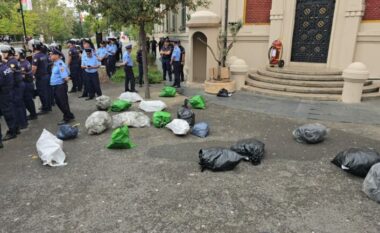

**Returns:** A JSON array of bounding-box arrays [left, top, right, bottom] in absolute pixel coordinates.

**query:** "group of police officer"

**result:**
[[159, 38, 185, 88]]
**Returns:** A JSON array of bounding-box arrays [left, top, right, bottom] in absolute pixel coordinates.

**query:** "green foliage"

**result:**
[[0, 0, 75, 42]]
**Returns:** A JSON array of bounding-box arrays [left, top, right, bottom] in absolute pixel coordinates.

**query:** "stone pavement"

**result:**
[[1, 82, 380, 233], [184, 86, 380, 125]]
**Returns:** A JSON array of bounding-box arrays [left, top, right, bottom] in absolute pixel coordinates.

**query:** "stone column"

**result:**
[[230, 59, 249, 91], [342, 62, 369, 103]]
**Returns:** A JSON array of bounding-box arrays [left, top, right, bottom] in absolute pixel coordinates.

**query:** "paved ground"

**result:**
[[1, 81, 380, 233]]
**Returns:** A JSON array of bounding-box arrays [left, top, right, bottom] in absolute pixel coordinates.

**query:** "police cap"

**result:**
[[84, 48, 92, 53], [51, 49, 63, 56], [125, 44, 132, 50]]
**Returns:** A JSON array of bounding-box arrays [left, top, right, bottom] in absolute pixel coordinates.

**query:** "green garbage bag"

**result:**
[[159, 86, 177, 97], [153, 111, 172, 128], [111, 100, 132, 112], [189, 95, 206, 109], [107, 126, 136, 149]]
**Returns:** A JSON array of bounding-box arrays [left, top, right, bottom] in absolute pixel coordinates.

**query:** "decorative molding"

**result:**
[[270, 11, 284, 21], [345, 10, 365, 18]]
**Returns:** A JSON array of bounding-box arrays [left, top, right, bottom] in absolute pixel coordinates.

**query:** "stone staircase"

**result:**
[[242, 66, 380, 101]]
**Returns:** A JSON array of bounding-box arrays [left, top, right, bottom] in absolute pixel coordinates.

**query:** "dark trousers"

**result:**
[[152, 47, 156, 58], [162, 60, 172, 81], [173, 61, 181, 87], [138, 63, 143, 85], [13, 82, 28, 128], [180, 64, 185, 82], [0, 91, 17, 135], [106, 55, 116, 78], [35, 75, 52, 111], [81, 71, 89, 97], [53, 83, 74, 121], [124, 66, 136, 92], [70, 65, 81, 91], [23, 81, 37, 117], [86, 72, 102, 98]]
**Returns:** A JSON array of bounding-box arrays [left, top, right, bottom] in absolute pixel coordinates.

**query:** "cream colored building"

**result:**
[[154, 0, 380, 100]]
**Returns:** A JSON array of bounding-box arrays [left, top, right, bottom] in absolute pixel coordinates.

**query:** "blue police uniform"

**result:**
[[160, 45, 173, 81], [81, 53, 102, 99], [8, 58, 27, 129], [33, 51, 52, 112], [123, 49, 136, 92], [51, 59, 75, 121], [96, 47, 107, 66], [0, 62, 18, 138], [171, 45, 182, 87], [106, 43, 117, 78], [20, 59, 37, 119], [68, 46, 82, 92]]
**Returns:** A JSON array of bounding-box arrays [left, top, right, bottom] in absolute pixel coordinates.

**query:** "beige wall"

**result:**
[[354, 22, 380, 79]]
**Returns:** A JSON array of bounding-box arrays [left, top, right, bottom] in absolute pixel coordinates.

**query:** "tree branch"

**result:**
[[197, 37, 220, 64]]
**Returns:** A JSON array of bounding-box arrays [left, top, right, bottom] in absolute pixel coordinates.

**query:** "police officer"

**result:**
[[32, 40, 52, 114], [79, 39, 92, 98], [178, 40, 186, 82], [81, 48, 102, 100], [160, 38, 173, 82], [171, 39, 182, 88], [50, 49, 75, 125], [3, 45, 28, 129], [16, 48, 37, 121], [67, 40, 81, 93], [0, 50, 18, 141], [123, 44, 136, 92], [136, 46, 144, 87], [96, 41, 107, 66], [106, 37, 117, 78]]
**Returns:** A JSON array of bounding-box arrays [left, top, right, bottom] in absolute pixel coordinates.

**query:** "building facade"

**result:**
[[154, 0, 380, 84]]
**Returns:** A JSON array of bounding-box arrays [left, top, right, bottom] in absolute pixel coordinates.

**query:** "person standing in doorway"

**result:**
[[178, 40, 186, 82], [136, 46, 144, 88]]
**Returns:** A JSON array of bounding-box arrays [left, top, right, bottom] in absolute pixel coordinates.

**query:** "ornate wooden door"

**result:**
[[291, 0, 336, 63]]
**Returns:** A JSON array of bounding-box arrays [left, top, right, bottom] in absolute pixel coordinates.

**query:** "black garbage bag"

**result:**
[[331, 148, 380, 177], [231, 139, 265, 165], [177, 99, 195, 126], [191, 122, 209, 138], [199, 148, 248, 172], [293, 123, 328, 144], [56, 124, 79, 140], [363, 163, 380, 203], [217, 88, 231, 97]]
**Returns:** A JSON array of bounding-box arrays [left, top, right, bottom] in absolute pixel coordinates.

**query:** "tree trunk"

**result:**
[[139, 22, 150, 99]]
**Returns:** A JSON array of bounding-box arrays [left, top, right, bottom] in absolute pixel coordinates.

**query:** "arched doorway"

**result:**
[[192, 32, 207, 83]]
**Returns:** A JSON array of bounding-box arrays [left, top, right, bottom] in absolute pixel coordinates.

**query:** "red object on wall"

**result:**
[[245, 0, 272, 24], [363, 0, 380, 20]]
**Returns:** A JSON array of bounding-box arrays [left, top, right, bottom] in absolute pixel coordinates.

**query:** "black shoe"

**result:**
[[3, 132, 17, 141], [0, 142, 3, 148], [85, 97, 94, 101], [57, 118, 75, 125], [37, 110, 49, 115], [27, 115, 38, 120]]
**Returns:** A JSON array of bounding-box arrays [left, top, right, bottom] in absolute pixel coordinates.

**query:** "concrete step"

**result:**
[[266, 66, 342, 76], [245, 78, 379, 94], [249, 73, 373, 88], [257, 69, 343, 81], [363, 92, 380, 100], [242, 85, 341, 101]]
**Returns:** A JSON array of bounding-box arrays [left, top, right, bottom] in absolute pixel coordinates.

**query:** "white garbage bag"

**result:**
[[112, 111, 151, 129], [139, 100, 167, 112], [363, 163, 380, 203], [85, 111, 112, 135], [96, 95, 112, 110], [119, 92, 144, 103], [166, 119, 190, 135], [36, 129, 67, 167]]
